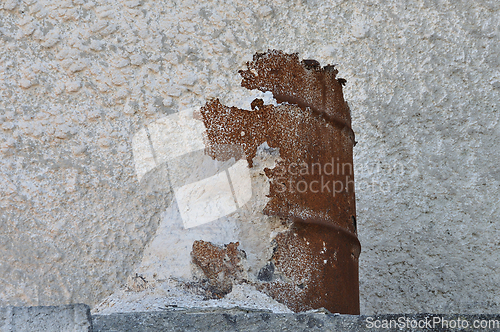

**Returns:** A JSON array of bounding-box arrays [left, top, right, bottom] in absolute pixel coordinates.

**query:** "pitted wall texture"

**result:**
[[0, 0, 499, 314]]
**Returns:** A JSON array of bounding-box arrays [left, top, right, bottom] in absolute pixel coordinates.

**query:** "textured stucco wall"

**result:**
[[0, 0, 499, 314]]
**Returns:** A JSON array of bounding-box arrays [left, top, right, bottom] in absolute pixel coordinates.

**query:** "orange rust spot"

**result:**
[[191, 240, 245, 299]]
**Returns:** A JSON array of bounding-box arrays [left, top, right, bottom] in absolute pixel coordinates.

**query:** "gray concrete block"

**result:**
[[3, 305, 500, 332], [92, 309, 359, 332], [0, 304, 92, 332], [92, 310, 500, 332]]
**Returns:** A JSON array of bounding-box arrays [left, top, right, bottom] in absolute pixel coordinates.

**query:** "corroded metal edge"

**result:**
[[199, 50, 359, 314]]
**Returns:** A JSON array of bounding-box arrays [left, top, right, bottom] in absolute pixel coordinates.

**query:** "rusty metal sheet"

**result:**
[[258, 220, 360, 314], [199, 50, 359, 314]]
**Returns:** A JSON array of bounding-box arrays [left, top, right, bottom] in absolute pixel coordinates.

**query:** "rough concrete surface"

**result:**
[[92, 310, 500, 332], [91, 309, 361, 332], [0, 0, 499, 314], [0, 304, 92, 332], [4, 304, 500, 332]]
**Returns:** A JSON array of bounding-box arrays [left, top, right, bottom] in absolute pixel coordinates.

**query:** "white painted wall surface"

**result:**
[[0, 0, 499, 314]]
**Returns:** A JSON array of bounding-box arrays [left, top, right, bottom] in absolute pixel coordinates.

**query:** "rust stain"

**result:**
[[199, 50, 360, 314], [191, 240, 245, 299], [257, 220, 360, 314]]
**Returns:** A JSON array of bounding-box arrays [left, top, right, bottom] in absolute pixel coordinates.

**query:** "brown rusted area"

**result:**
[[239, 50, 353, 137], [257, 220, 360, 314], [201, 51, 355, 233], [191, 240, 245, 299], [200, 50, 359, 313]]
